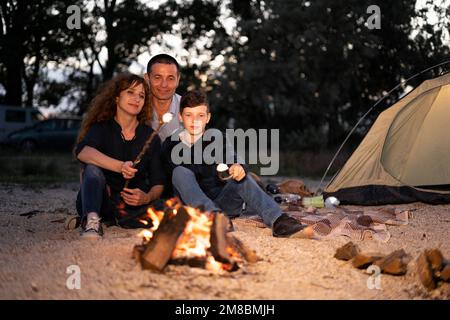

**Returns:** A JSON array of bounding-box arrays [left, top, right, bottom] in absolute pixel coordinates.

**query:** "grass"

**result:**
[[0, 147, 352, 184], [0, 147, 79, 184]]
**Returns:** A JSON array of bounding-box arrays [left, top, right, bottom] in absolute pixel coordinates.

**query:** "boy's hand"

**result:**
[[229, 164, 246, 181], [121, 161, 137, 179], [120, 188, 149, 206]]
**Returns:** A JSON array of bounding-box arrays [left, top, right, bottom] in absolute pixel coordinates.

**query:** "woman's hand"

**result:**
[[229, 163, 246, 181], [121, 161, 137, 179], [120, 188, 149, 206]]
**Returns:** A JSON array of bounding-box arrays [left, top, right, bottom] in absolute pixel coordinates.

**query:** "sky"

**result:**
[[27, 0, 450, 116]]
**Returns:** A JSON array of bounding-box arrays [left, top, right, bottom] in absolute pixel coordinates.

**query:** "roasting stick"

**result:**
[[123, 113, 173, 189]]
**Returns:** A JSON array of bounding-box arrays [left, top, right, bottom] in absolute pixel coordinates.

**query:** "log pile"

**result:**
[[334, 242, 410, 275], [416, 249, 450, 291], [334, 242, 450, 290]]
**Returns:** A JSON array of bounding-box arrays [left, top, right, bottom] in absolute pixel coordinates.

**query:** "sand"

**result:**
[[0, 182, 449, 300]]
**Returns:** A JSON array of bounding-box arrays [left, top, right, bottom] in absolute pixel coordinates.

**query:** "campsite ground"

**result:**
[[0, 181, 449, 300]]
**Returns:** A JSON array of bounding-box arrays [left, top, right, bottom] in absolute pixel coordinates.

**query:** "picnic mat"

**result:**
[[234, 205, 413, 242]]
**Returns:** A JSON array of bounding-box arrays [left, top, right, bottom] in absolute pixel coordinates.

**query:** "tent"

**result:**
[[324, 72, 450, 205]]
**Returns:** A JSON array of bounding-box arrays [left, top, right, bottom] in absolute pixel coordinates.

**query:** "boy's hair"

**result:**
[[146, 54, 180, 74], [180, 90, 210, 113]]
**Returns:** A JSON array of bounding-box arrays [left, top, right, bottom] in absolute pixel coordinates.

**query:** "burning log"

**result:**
[[210, 213, 238, 271], [227, 234, 260, 263], [170, 257, 207, 269], [132, 199, 260, 273], [140, 207, 191, 272]]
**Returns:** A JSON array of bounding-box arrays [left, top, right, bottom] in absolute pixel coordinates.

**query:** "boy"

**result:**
[[161, 90, 308, 238]]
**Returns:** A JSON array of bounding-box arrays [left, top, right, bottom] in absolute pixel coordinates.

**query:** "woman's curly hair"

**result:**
[[76, 73, 152, 145]]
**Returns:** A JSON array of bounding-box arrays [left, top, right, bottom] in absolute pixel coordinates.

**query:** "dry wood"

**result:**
[[439, 263, 450, 282], [416, 252, 436, 291], [334, 242, 359, 261], [352, 253, 384, 269], [424, 249, 444, 273], [140, 207, 191, 272], [374, 249, 409, 275]]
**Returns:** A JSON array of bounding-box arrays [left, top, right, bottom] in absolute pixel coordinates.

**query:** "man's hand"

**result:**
[[229, 163, 246, 181], [120, 188, 149, 206], [121, 161, 137, 179]]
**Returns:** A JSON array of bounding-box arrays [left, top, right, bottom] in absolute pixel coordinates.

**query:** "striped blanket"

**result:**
[[235, 206, 413, 242]]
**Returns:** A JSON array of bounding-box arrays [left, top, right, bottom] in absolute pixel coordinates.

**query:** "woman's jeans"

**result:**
[[76, 164, 149, 225], [172, 166, 282, 228]]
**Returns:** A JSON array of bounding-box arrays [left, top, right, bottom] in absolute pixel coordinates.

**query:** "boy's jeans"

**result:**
[[172, 166, 282, 227]]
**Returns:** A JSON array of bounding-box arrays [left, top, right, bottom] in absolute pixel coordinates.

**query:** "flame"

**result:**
[[172, 207, 213, 258], [136, 198, 231, 272], [138, 229, 153, 242], [205, 255, 224, 272]]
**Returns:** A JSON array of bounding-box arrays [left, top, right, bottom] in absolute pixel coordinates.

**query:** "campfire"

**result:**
[[132, 198, 259, 272]]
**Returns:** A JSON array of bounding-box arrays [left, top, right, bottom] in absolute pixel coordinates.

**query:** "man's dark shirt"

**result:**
[[75, 119, 165, 195], [161, 129, 247, 200]]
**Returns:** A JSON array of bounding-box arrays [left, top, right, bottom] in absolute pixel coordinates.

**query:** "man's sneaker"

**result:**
[[81, 216, 103, 239], [272, 213, 311, 238]]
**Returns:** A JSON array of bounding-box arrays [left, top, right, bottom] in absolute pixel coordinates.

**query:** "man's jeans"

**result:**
[[172, 166, 282, 227]]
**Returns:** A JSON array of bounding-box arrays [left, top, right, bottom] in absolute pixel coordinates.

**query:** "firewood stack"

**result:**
[[416, 249, 450, 291], [334, 242, 410, 275], [132, 203, 259, 273], [334, 242, 450, 290]]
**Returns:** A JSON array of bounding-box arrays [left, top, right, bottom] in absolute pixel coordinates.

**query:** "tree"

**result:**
[[208, 0, 449, 150]]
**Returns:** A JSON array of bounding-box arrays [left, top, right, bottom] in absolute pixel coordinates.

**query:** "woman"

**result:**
[[74, 73, 165, 239]]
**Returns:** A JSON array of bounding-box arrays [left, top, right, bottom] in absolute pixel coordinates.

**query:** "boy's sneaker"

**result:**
[[272, 213, 311, 238], [81, 216, 103, 239]]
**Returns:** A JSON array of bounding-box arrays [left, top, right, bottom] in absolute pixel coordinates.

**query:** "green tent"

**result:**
[[324, 72, 450, 205]]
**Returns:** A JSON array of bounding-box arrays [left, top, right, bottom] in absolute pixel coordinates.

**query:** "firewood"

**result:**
[[424, 249, 444, 273], [140, 207, 191, 272], [227, 234, 260, 263], [439, 264, 450, 282], [170, 257, 207, 269], [416, 252, 436, 291], [374, 249, 409, 275], [210, 213, 238, 270], [334, 242, 359, 261], [352, 253, 384, 269], [132, 244, 146, 264]]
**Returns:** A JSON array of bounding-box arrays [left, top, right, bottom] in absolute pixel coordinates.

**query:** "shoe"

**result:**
[[65, 216, 81, 230], [272, 213, 307, 238], [80, 216, 103, 239]]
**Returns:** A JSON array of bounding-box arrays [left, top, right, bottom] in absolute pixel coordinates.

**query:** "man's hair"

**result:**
[[146, 54, 180, 74], [180, 90, 210, 113]]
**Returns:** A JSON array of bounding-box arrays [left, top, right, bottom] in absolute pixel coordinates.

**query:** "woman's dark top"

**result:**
[[75, 119, 165, 195]]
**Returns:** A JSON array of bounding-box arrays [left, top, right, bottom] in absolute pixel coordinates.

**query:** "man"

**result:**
[[161, 90, 309, 238], [144, 54, 183, 142]]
